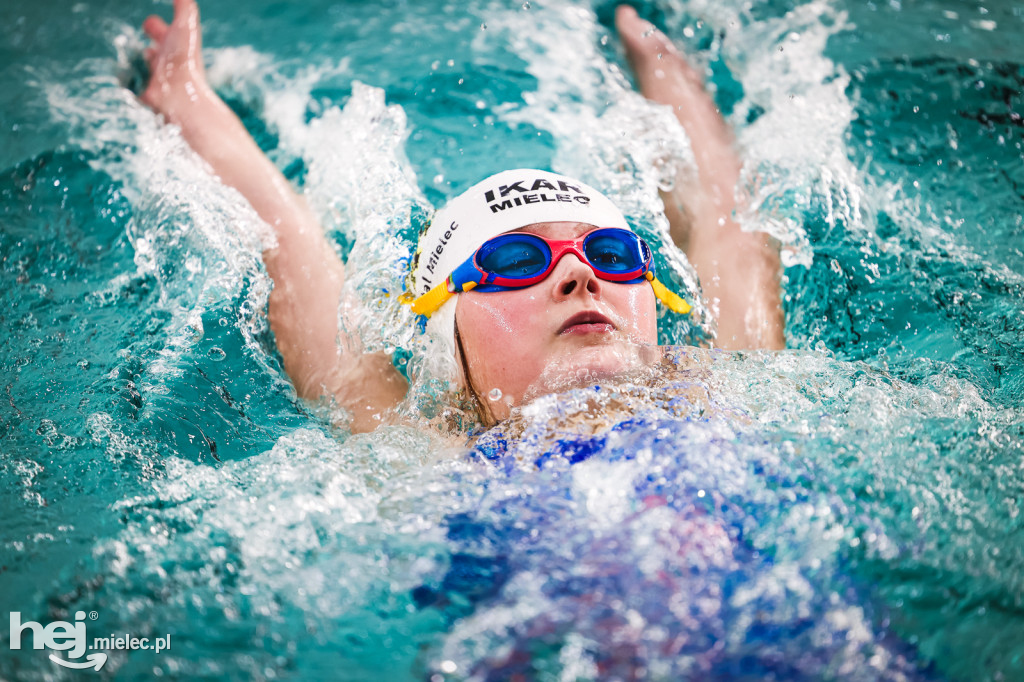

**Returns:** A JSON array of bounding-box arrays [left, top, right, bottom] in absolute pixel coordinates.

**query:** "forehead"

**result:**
[[513, 222, 600, 239]]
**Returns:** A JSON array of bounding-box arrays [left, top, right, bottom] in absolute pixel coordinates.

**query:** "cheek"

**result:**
[[620, 286, 659, 343], [456, 293, 549, 382], [461, 293, 537, 339]]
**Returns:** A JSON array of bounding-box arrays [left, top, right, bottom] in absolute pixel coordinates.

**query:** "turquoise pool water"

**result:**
[[1, 0, 1022, 679]]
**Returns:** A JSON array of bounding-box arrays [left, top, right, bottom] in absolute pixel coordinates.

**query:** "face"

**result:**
[[455, 222, 658, 421]]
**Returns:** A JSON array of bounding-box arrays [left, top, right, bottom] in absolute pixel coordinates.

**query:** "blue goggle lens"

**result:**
[[478, 236, 549, 278], [583, 232, 644, 273]]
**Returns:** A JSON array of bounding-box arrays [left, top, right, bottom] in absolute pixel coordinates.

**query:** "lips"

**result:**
[[558, 310, 616, 335]]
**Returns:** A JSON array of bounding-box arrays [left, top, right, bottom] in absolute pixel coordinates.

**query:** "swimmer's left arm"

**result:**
[[616, 7, 785, 351]]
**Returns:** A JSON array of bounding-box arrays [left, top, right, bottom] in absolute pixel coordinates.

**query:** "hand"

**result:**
[[616, 6, 705, 106], [141, 0, 212, 121]]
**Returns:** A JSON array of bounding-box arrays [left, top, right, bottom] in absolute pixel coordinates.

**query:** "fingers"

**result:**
[[615, 5, 640, 27], [143, 15, 169, 41], [617, 5, 675, 51], [615, 5, 647, 38], [616, 4, 686, 81], [171, 0, 203, 53], [172, 0, 199, 25]]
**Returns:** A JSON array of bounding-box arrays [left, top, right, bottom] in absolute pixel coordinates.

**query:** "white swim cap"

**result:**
[[410, 169, 630, 297]]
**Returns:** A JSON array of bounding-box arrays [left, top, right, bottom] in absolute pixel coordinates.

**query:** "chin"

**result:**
[[525, 340, 650, 398]]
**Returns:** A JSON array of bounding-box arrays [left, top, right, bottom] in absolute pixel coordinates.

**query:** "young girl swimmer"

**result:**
[[140, 0, 785, 432]]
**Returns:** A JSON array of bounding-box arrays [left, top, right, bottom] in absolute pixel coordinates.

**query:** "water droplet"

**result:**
[[522, 1, 530, 9], [208, 347, 227, 361], [480, 22, 487, 30], [488, 388, 502, 402], [77, 359, 90, 370]]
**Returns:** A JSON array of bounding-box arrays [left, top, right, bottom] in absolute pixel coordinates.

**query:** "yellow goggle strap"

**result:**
[[399, 279, 480, 318], [646, 272, 692, 315], [399, 281, 453, 318]]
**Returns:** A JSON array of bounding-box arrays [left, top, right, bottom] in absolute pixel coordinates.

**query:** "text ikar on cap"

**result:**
[[484, 178, 591, 214]]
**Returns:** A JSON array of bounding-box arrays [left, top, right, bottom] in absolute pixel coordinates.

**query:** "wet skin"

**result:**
[[455, 222, 659, 422]]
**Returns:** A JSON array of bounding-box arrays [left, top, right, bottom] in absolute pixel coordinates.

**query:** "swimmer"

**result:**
[[140, 0, 784, 432]]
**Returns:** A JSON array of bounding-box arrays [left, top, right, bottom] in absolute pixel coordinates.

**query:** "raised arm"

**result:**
[[142, 0, 406, 431], [616, 6, 785, 351]]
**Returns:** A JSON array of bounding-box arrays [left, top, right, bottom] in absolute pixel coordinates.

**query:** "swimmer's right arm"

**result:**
[[141, 0, 407, 432]]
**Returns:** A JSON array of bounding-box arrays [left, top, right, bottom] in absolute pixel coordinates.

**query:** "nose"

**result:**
[[549, 252, 601, 300]]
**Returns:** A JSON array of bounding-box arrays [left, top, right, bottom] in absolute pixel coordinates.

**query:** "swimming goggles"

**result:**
[[402, 227, 691, 317]]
